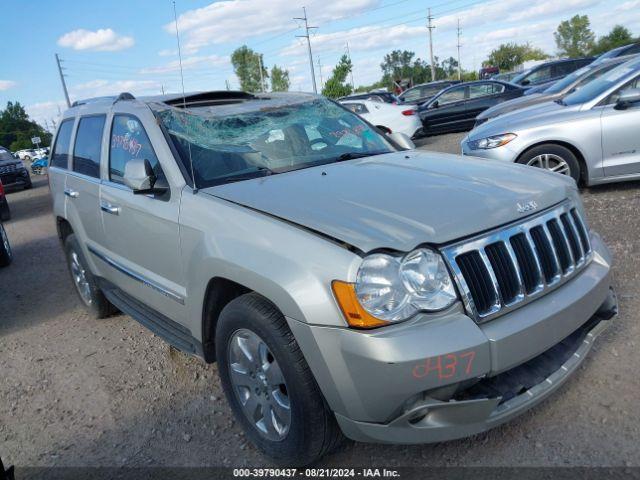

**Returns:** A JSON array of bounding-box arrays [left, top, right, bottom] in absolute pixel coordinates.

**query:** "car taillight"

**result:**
[[0, 181, 4, 196], [401, 109, 416, 116]]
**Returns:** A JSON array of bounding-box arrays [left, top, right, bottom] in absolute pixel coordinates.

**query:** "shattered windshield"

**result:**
[[153, 94, 395, 188]]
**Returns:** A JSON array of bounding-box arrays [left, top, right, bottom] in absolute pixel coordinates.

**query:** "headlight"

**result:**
[[332, 248, 457, 327], [468, 133, 516, 150]]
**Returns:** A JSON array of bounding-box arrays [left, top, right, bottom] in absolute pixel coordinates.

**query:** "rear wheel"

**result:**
[[216, 293, 343, 465], [64, 234, 117, 318], [517, 144, 581, 183], [0, 223, 12, 267]]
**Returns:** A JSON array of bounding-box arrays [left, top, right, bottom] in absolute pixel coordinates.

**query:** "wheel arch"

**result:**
[[201, 277, 253, 363], [516, 140, 588, 185], [56, 216, 74, 243]]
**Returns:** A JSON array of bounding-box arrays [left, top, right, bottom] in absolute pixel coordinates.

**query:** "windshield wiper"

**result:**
[[218, 166, 275, 185], [335, 151, 390, 162], [554, 98, 567, 106]]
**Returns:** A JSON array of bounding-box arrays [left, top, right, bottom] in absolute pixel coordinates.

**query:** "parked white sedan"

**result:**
[[340, 99, 421, 138]]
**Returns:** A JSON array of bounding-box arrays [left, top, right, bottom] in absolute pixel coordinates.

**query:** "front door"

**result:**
[[99, 113, 186, 322], [601, 75, 640, 177], [426, 85, 468, 132]]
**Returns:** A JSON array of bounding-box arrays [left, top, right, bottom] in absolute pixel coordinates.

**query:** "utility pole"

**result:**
[[427, 8, 436, 81], [345, 41, 355, 90], [456, 19, 462, 80], [258, 54, 266, 92], [55, 53, 71, 108], [294, 7, 318, 93], [225, 79, 231, 91], [317, 57, 323, 90]]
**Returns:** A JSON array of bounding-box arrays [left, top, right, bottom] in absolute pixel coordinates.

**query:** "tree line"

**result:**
[[231, 15, 637, 99], [0, 102, 51, 151]]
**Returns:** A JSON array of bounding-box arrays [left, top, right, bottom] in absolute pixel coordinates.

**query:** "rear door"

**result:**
[[465, 82, 507, 121], [99, 112, 185, 322], [601, 74, 640, 177], [423, 84, 468, 132], [65, 114, 108, 274], [48, 118, 75, 223]]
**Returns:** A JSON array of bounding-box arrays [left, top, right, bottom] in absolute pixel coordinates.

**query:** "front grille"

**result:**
[[442, 201, 592, 323], [0, 164, 19, 175]]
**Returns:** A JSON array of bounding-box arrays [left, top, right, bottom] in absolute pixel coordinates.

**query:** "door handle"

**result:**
[[100, 202, 120, 215], [64, 188, 79, 198]]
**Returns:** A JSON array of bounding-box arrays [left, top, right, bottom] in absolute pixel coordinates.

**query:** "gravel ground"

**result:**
[[1, 139, 639, 469]]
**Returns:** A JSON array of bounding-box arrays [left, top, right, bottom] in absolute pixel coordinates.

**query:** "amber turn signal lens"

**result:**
[[331, 280, 389, 329]]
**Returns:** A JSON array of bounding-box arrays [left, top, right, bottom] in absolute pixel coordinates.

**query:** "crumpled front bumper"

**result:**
[[287, 233, 616, 444]]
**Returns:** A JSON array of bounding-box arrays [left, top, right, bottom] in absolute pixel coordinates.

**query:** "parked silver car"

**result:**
[[462, 56, 640, 184], [475, 56, 635, 126], [49, 90, 616, 464]]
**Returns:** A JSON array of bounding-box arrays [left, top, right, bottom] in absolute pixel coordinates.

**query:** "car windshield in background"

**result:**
[[545, 61, 622, 95], [154, 95, 394, 188], [0, 149, 14, 161], [562, 61, 640, 105]]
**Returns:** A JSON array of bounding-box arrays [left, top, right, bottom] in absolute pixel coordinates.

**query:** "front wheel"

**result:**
[[216, 293, 343, 465], [517, 144, 581, 183]]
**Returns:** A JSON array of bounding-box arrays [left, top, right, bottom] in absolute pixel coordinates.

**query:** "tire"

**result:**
[[64, 234, 117, 318], [216, 293, 344, 465], [0, 222, 12, 267], [517, 144, 581, 183], [0, 199, 10, 222], [23, 174, 32, 189]]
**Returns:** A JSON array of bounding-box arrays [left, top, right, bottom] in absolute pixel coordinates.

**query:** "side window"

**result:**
[[628, 44, 640, 55], [468, 83, 499, 98], [109, 114, 162, 185], [401, 88, 421, 102], [526, 66, 552, 84], [438, 86, 466, 104], [73, 115, 106, 178], [50, 119, 74, 169], [604, 75, 640, 105], [552, 62, 575, 77]]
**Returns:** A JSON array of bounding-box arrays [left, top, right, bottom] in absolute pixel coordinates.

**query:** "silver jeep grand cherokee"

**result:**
[[49, 90, 617, 465]]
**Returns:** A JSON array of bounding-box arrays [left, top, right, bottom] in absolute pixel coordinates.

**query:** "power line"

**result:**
[[294, 7, 318, 94]]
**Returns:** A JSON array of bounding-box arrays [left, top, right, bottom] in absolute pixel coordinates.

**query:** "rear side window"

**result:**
[[50, 119, 74, 169], [343, 103, 369, 114], [109, 114, 162, 185], [73, 115, 106, 178]]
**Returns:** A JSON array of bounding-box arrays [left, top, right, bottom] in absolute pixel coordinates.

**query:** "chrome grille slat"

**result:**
[[442, 201, 593, 323], [541, 223, 563, 281]]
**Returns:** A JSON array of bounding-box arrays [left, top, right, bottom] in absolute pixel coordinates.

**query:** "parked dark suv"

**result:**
[[512, 57, 594, 92], [0, 147, 32, 190]]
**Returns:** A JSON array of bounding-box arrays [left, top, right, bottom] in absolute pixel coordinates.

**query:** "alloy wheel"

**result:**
[[70, 251, 92, 305], [228, 328, 291, 441], [0, 225, 11, 258], [526, 153, 571, 175]]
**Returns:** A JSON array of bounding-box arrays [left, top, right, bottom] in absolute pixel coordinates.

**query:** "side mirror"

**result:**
[[614, 88, 640, 110], [124, 158, 167, 194], [387, 132, 415, 150], [520, 79, 531, 86], [430, 100, 439, 109]]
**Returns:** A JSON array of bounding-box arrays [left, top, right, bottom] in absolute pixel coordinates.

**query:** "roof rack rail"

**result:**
[[114, 92, 136, 103]]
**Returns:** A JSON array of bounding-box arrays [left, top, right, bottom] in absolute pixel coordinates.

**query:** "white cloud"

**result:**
[[25, 101, 68, 130], [0, 80, 17, 91], [70, 79, 162, 98], [140, 54, 230, 74], [164, 0, 377, 53], [158, 49, 177, 57], [57, 28, 135, 51]]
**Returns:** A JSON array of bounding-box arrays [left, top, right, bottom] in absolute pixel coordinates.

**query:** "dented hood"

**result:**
[[203, 151, 575, 252]]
